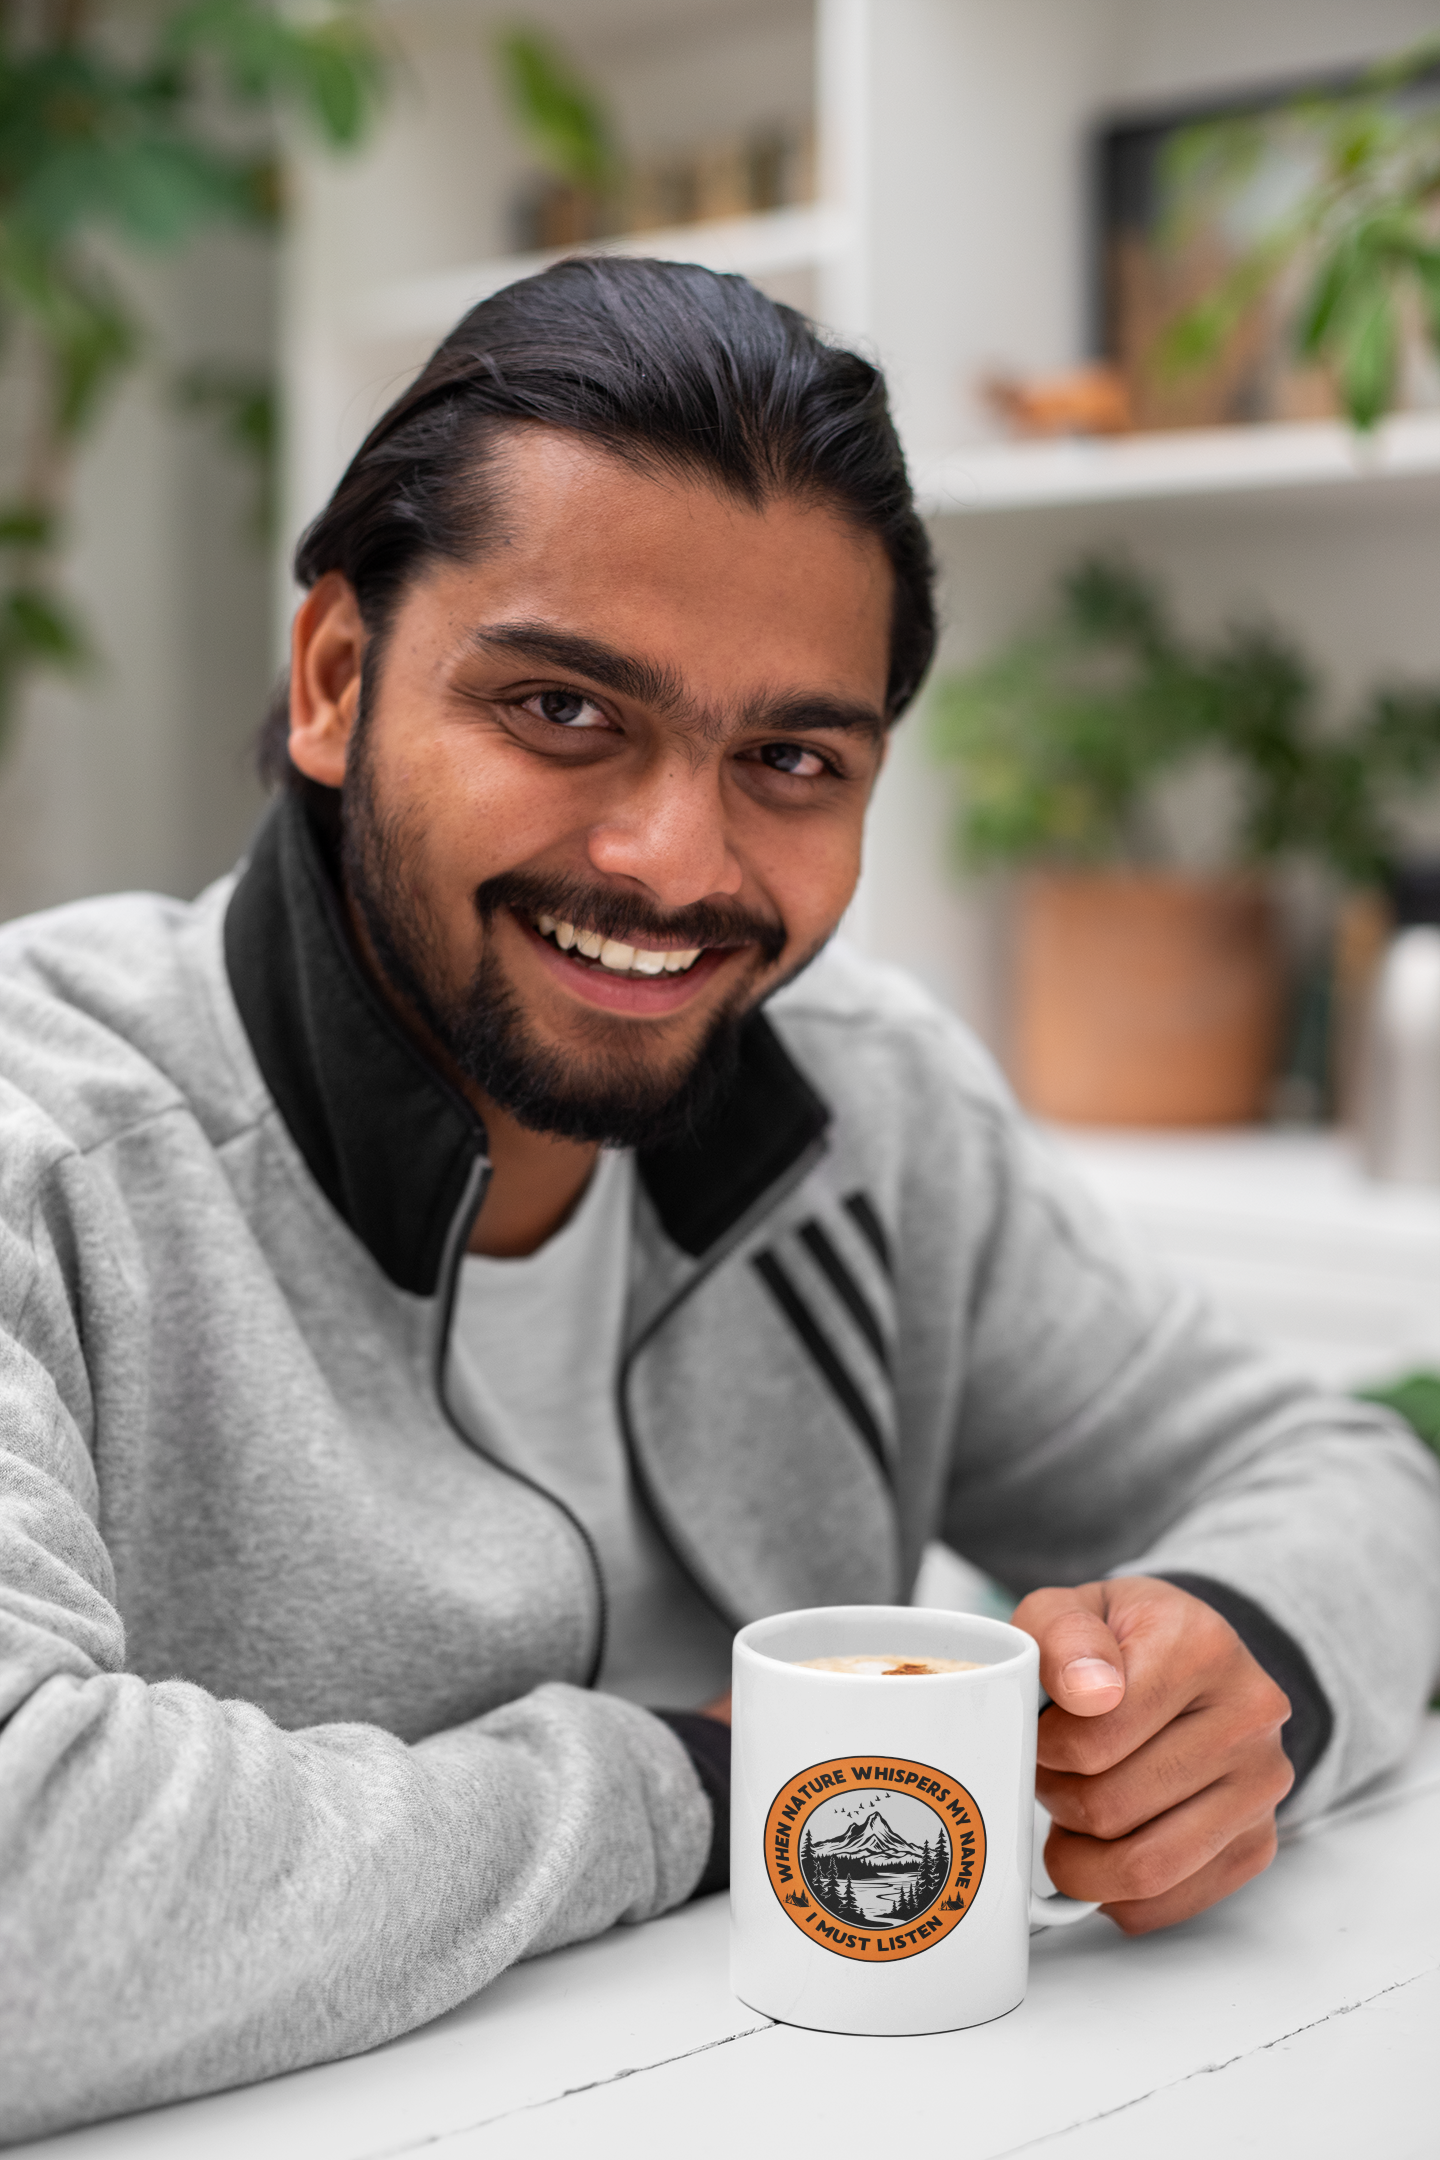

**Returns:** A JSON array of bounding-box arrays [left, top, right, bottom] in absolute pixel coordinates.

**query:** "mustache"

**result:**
[[472, 869, 788, 966]]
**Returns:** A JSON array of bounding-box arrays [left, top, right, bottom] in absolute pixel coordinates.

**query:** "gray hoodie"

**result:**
[[1, 791, 1437, 2141]]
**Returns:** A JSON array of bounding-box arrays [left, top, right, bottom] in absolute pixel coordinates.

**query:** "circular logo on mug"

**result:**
[[764, 1755, 987, 1961]]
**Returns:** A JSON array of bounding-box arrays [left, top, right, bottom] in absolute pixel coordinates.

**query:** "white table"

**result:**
[[24, 1717, 1440, 2160]]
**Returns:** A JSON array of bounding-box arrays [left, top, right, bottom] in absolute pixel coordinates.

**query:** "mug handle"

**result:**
[[1029, 1890, 1101, 1931]]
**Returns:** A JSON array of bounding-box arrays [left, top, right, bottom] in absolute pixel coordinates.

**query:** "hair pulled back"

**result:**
[[262, 255, 935, 785]]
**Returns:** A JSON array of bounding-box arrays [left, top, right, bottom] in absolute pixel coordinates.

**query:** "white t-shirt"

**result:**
[[447, 1150, 734, 1707]]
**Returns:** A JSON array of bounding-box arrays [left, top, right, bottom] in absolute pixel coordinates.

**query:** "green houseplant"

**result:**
[[1160, 41, 1440, 431], [931, 558, 1440, 1125], [0, 0, 386, 756]]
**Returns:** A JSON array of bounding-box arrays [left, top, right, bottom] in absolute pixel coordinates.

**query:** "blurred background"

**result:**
[[7, 0, 1440, 1429]]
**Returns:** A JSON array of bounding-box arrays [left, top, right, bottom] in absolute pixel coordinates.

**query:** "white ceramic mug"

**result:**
[[730, 1605, 1098, 2036]]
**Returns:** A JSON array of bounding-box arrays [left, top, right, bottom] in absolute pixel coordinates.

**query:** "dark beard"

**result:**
[[339, 734, 790, 1151]]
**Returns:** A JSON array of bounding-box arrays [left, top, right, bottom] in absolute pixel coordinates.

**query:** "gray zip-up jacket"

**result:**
[[3, 790, 1438, 2141]]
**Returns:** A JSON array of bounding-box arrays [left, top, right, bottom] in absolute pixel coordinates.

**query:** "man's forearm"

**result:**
[[0, 1672, 709, 2142]]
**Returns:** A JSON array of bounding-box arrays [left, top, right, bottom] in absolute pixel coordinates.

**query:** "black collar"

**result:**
[[223, 791, 831, 1293]]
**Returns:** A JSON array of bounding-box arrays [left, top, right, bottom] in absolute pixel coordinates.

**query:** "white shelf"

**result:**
[[916, 411, 1440, 517], [1048, 1126, 1440, 1392], [349, 203, 849, 345]]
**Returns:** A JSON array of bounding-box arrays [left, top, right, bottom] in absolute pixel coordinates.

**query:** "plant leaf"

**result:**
[[1334, 279, 1400, 429], [163, 0, 386, 148], [1359, 1370, 1440, 1455], [101, 137, 251, 246], [0, 504, 53, 549], [494, 26, 617, 191], [0, 584, 88, 664], [1155, 47, 1440, 433], [0, 233, 138, 437]]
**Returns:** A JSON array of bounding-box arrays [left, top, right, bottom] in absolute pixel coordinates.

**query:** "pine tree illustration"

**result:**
[[817, 1857, 845, 1914], [800, 1827, 815, 1890], [840, 1876, 860, 1921]]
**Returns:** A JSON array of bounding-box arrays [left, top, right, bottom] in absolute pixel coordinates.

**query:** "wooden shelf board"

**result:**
[[350, 203, 849, 344], [916, 412, 1440, 516]]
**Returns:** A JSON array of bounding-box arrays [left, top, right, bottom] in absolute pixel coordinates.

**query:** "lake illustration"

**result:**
[[797, 1790, 952, 1929]]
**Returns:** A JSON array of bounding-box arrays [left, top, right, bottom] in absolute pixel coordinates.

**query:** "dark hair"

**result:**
[[261, 255, 935, 786]]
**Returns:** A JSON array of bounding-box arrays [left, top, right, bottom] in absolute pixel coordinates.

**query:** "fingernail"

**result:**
[[1062, 1657, 1124, 1695]]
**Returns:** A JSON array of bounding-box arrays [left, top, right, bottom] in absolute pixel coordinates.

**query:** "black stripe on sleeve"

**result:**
[[752, 1250, 889, 1476], [799, 1219, 890, 1374], [843, 1189, 893, 1278]]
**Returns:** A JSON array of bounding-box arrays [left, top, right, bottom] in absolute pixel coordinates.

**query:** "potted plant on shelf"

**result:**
[[930, 558, 1440, 1127], [1158, 41, 1440, 433]]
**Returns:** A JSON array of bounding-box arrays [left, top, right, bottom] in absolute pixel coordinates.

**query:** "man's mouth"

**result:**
[[531, 911, 709, 980]]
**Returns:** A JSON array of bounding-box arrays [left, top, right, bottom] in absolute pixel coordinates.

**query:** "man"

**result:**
[[1, 259, 1437, 2139]]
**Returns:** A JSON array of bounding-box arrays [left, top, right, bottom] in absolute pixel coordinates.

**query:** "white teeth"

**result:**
[[538, 914, 706, 975]]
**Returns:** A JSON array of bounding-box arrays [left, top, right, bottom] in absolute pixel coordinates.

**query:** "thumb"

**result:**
[[1012, 1586, 1127, 1718]]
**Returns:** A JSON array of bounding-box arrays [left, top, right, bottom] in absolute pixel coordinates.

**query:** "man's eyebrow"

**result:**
[[471, 620, 886, 743], [469, 622, 685, 710], [749, 691, 886, 741]]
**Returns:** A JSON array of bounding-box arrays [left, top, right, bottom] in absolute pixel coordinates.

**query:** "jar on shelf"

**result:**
[[1358, 865, 1440, 1185]]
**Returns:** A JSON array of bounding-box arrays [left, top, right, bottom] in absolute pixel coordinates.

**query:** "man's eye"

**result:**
[[760, 741, 828, 778], [526, 690, 609, 729]]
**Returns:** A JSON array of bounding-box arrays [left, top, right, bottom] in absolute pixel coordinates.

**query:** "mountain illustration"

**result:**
[[810, 1810, 927, 1865]]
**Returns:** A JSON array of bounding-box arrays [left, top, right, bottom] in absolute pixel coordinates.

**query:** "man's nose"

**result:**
[[585, 757, 743, 907]]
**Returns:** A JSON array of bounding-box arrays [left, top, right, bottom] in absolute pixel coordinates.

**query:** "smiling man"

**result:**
[[2, 260, 1438, 2140]]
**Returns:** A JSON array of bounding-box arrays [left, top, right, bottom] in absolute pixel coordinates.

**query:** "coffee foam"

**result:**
[[794, 1654, 984, 1677]]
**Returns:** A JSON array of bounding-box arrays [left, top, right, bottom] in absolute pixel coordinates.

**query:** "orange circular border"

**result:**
[[764, 1754, 986, 1962]]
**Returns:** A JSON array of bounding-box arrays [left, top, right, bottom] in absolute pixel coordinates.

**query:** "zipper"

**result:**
[[429, 1153, 611, 1690], [431, 1124, 829, 1690], [613, 1131, 833, 1636]]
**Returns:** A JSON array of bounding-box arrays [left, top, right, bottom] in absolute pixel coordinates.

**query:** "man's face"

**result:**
[[296, 426, 894, 1144]]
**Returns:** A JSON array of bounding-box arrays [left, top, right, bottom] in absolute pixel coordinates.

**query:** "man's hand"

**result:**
[[1013, 1576, 1294, 1935], [699, 1691, 732, 1726]]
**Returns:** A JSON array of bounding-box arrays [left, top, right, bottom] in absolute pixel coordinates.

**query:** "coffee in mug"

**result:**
[[795, 1654, 983, 1676], [731, 1605, 1098, 2037]]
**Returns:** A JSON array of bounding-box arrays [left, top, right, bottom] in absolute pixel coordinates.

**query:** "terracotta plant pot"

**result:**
[[1012, 872, 1282, 1126]]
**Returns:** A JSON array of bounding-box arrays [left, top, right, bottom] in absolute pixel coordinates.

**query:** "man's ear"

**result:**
[[288, 572, 367, 789]]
